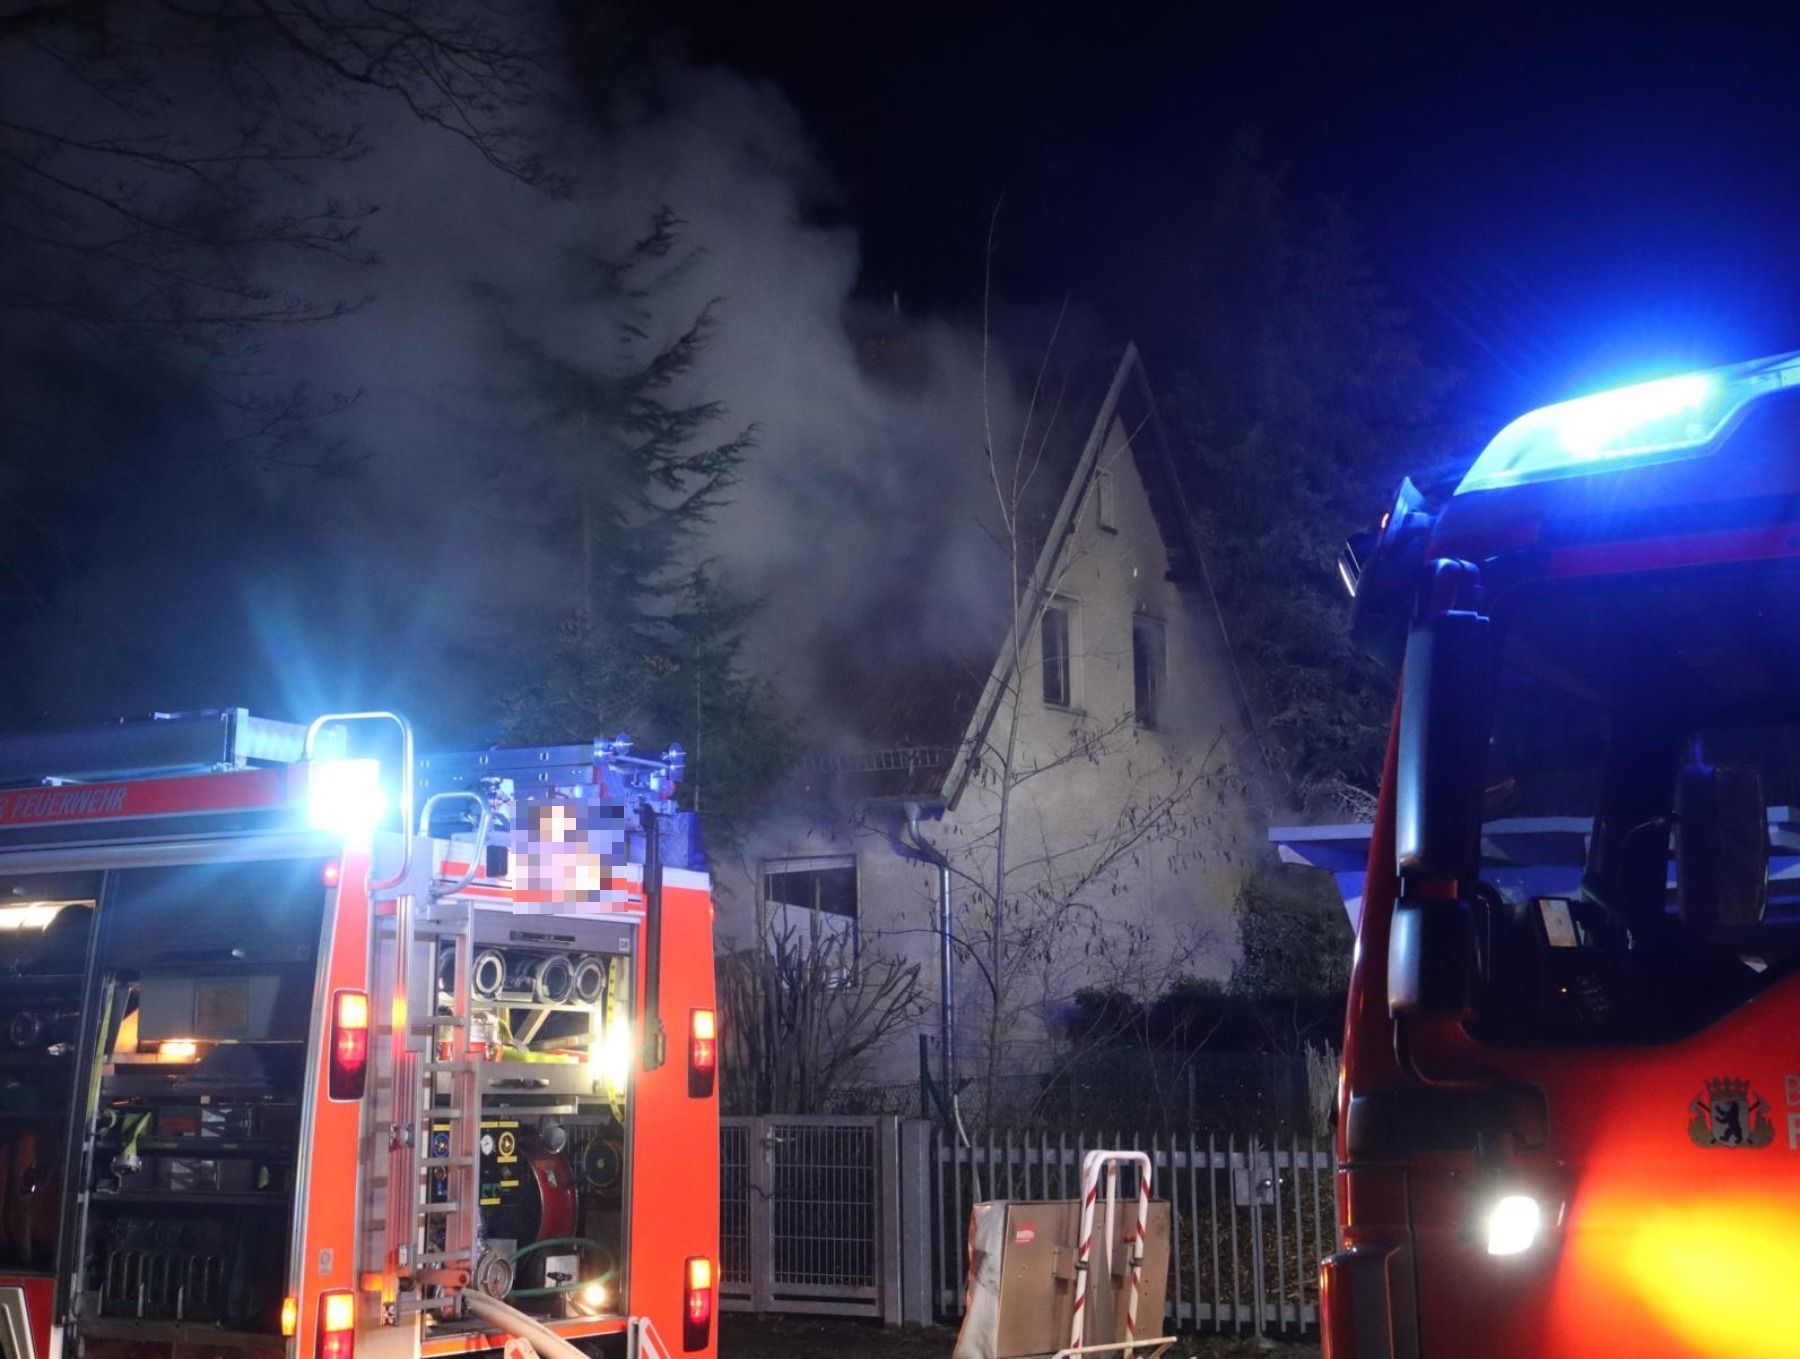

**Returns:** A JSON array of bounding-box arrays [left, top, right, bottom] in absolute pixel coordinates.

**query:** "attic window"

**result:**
[[1095, 468, 1117, 531], [1133, 614, 1166, 729], [1042, 599, 1074, 708]]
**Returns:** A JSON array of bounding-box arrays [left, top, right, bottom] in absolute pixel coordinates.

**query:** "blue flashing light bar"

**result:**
[[1456, 351, 1800, 495]]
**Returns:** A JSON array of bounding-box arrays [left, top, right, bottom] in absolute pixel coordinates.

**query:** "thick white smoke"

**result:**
[[25, 51, 1019, 742]]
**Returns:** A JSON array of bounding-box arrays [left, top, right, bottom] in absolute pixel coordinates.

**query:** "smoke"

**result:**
[[19, 36, 1021, 745]]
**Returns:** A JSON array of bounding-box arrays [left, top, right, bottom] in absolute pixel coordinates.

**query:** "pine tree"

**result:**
[[1173, 139, 1461, 817], [496, 210, 789, 847]]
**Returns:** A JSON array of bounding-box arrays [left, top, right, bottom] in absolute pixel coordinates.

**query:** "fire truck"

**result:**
[[0, 710, 718, 1359], [1327, 352, 1800, 1358]]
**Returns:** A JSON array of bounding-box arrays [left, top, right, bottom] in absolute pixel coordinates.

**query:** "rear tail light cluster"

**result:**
[[329, 989, 370, 1101], [688, 1008, 716, 1098], [683, 1255, 714, 1350], [318, 1290, 356, 1359]]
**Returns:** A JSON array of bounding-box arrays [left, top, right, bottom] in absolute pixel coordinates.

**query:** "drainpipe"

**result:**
[[900, 802, 959, 1133]]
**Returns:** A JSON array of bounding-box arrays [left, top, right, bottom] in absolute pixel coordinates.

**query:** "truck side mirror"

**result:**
[[1675, 764, 1767, 931], [1390, 607, 1493, 1019], [1396, 609, 1493, 881], [1389, 899, 1477, 1019]]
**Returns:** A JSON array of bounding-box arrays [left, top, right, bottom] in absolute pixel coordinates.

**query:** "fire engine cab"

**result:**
[[0, 710, 718, 1359], [1328, 351, 1800, 1358]]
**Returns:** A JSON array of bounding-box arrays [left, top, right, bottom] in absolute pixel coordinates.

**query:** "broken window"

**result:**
[[763, 857, 858, 979]]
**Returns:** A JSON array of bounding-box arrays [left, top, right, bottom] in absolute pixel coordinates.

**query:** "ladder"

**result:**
[[378, 792, 494, 1319], [402, 895, 482, 1305]]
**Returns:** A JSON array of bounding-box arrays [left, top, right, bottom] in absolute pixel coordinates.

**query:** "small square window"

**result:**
[[1133, 614, 1166, 728], [1096, 468, 1117, 531], [1042, 601, 1073, 708]]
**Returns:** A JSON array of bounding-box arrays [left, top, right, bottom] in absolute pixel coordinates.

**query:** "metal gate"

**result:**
[[718, 1115, 902, 1320]]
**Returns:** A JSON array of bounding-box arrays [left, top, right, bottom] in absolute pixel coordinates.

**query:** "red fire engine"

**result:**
[[1327, 352, 1800, 1358], [0, 710, 718, 1359]]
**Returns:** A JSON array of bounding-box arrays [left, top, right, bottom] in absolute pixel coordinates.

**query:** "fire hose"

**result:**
[[459, 1289, 589, 1359]]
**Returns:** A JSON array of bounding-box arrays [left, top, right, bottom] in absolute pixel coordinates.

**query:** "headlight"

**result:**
[[1485, 1193, 1543, 1256]]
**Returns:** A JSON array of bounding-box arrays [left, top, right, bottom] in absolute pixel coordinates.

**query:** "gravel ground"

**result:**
[[718, 1315, 1318, 1359]]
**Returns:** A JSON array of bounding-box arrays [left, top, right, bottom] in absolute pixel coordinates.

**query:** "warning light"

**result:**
[[689, 1008, 717, 1099], [683, 1256, 714, 1350], [1486, 1194, 1543, 1257], [330, 989, 370, 1101], [318, 1290, 356, 1359], [1457, 350, 1800, 494], [158, 1040, 199, 1064], [281, 1296, 298, 1337], [308, 758, 386, 837], [322, 860, 342, 889]]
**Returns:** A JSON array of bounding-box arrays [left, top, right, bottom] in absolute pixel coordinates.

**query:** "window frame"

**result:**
[[1041, 595, 1077, 710], [1132, 612, 1167, 729], [1095, 468, 1117, 532], [760, 854, 860, 981]]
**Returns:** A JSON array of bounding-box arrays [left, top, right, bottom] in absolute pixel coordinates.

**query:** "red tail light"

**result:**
[[683, 1255, 713, 1351], [688, 1008, 717, 1098], [318, 1290, 356, 1359], [329, 989, 370, 1101]]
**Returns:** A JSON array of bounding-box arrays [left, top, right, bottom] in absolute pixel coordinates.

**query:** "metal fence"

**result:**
[[932, 1129, 1337, 1338], [718, 1117, 1338, 1337], [718, 1115, 902, 1320]]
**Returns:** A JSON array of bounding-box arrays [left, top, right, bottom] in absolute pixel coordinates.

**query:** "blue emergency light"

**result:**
[[1456, 350, 1800, 494]]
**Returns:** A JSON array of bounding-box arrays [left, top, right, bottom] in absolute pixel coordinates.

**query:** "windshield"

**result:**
[[1471, 563, 1800, 1044]]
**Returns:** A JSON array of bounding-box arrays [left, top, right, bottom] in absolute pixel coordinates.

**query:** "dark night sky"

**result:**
[[666, 1, 1800, 430]]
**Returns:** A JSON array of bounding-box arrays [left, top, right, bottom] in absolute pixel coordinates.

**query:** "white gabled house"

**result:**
[[714, 342, 1269, 1111]]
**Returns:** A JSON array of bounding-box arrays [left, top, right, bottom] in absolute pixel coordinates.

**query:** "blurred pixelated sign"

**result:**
[[513, 800, 631, 904]]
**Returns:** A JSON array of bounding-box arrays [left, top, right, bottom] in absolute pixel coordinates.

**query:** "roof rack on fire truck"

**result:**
[[415, 735, 687, 836], [0, 708, 339, 788]]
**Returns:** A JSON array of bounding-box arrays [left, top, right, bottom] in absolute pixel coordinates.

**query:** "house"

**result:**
[[712, 342, 1270, 1117]]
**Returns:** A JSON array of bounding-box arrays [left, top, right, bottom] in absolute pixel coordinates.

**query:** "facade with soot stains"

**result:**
[[711, 343, 1272, 1108]]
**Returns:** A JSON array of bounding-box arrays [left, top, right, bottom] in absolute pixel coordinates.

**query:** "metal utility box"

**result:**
[[954, 1199, 1170, 1359]]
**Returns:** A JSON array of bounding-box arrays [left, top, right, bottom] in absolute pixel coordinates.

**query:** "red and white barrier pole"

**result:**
[[1068, 1150, 1152, 1357]]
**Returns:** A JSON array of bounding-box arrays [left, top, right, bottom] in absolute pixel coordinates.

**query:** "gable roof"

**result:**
[[796, 341, 1256, 806]]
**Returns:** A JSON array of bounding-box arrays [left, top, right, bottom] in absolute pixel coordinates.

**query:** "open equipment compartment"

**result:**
[[69, 857, 332, 1358]]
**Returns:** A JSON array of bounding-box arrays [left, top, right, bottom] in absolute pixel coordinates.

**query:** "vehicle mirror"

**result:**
[[1396, 609, 1494, 881], [1388, 899, 1476, 1019], [1675, 764, 1767, 931]]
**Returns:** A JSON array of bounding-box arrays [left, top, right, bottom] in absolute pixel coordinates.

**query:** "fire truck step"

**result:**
[[422, 1060, 477, 1072], [418, 1202, 464, 1214], [412, 1017, 469, 1031], [418, 1156, 477, 1168]]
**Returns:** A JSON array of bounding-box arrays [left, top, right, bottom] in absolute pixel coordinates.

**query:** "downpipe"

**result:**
[[899, 803, 971, 1150]]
